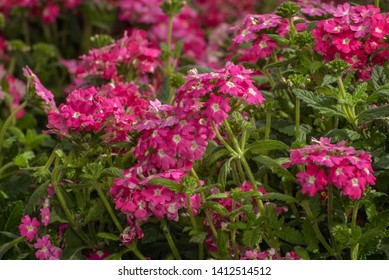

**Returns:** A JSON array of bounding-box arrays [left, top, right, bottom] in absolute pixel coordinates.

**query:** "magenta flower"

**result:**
[[202, 95, 231, 125], [297, 164, 328, 197], [40, 208, 50, 227], [19, 215, 40, 242]]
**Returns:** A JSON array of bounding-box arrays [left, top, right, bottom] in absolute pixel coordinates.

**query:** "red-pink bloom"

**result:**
[[202, 95, 231, 125], [41, 1, 60, 24], [297, 164, 328, 197], [40, 208, 50, 227], [34, 235, 61, 260], [19, 215, 40, 242], [87, 250, 110, 260]]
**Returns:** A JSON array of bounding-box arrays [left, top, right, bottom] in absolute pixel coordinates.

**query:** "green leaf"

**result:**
[[0, 236, 24, 259], [245, 140, 289, 156], [218, 158, 232, 188], [24, 181, 50, 214], [201, 201, 229, 217], [207, 147, 231, 166], [147, 178, 181, 193], [99, 167, 125, 179], [189, 232, 207, 244], [253, 156, 295, 182], [242, 228, 262, 248], [84, 200, 105, 224], [97, 232, 120, 241], [301, 220, 319, 252], [177, 65, 214, 74], [13, 151, 35, 168], [293, 89, 345, 117], [207, 193, 229, 200], [331, 224, 352, 244], [357, 105, 389, 123], [372, 65, 386, 90], [277, 227, 304, 244], [265, 34, 290, 47], [351, 82, 368, 105], [81, 162, 103, 181], [325, 129, 361, 142], [259, 193, 297, 204], [294, 246, 310, 260], [0, 201, 23, 239]]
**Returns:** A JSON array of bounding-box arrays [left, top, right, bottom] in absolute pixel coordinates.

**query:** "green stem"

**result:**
[[236, 160, 246, 183], [191, 168, 218, 240], [288, 17, 297, 39], [0, 162, 15, 177], [211, 122, 239, 158], [132, 245, 146, 260], [295, 97, 301, 142], [52, 157, 91, 245], [0, 101, 27, 148], [231, 160, 242, 187], [94, 182, 123, 233], [186, 192, 204, 259], [375, 0, 380, 8], [230, 201, 239, 260], [262, 68, 276, 88], [161, 219, 182, 260], [265, 112, 272, 140], [351, 201, 360, 260]]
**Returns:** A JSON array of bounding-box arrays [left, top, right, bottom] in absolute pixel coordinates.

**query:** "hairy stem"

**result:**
[[161, 219, 182, 260]]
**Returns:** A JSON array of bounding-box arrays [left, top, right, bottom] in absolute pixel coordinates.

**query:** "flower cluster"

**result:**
[[117, 1, 207, 64], [110, 168, 201, 244], [313, 3, 389, 80], [75, 30, 161, 82], [0, 65, 26, 118], [18, 184, 62, 260], [0, 0, 81, 23], [241, 248, 301, 260], [297, 0, 336, 18], [231, 13, 307, 62], [287, 137, 376, 200], [46, 86, 132, 142]]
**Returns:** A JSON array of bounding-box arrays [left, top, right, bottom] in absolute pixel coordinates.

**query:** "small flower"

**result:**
[[40, 208, 51, 227], [19, 215, 40, 242]]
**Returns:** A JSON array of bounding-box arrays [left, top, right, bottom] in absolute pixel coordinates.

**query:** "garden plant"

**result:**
[[1, 0, 389, 261]]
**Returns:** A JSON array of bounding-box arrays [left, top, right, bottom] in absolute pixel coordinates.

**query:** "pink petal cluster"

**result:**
[[23, 66, 56, 112], [288, 137, 376, 200], [110, 168, 201, 244], [313, 3, 389, 80], [117, 1, 207, 64], [241, 248, 302, 260], [34, 235, 62, 260], [87, 250, 111, 260], [19, 215, 40, 242], [231, 14, 307, 62], [75, 30, 161, 82], [2, 71, 27, 118], [297, 0, 336, 17], [47, 84, 139, 143]]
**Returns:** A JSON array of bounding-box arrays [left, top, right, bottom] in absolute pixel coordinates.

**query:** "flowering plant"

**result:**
[[1, 0, 389, 261]]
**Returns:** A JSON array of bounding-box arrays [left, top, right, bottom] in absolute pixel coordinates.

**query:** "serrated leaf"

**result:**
[[147, 178, 181, 193], [216, 230, 229, 259], [141, 223, 165, 245], [302, 220, 319, 252], [218, 158, 232, 188], [321, 75, 337, 87], [293, 89, 345, 117], [207, 147, 231, 166], [357, 105, 389, 124], [230, 205, 253, 217], [207, 193, 229, 200], [97, 232, 120, 241], [245, 140, 289, 156], [351, 82, 368, 105], [189, 232, 207, 244], [331, 224, 352, 244], [242, 228, 262, 248], [372, 65, 386, 90], [201, 201, 229, 217], [84, 200, 105, 224], [325, 129, 361, 142], [265, 34, 290, 47], [24, 181, 50, 214], [13, 151, 35, 168], [259, 193, 297, 204], [3, 201, 23, 234], [81, 163, 103, 181], [253, 156, 295, 182], [99, 167, 125, 179], [277, 226, 304, 244], [294, 246, 310, 260]]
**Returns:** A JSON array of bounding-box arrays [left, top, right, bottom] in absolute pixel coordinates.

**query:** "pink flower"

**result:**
[[87, 250, 110, 260], [19, 215, 40, 242], [34, 235, 61, 260], [297, 164, 328, 197], [202, 95, 230, 125], [40, 208, 50, 227], [41, 2, 60, 24], [23, 66, 56, 111]]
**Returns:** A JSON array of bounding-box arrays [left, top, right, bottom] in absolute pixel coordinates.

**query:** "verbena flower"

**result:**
[[288, 137, 376, 200], [19, 215, 40, 242]]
